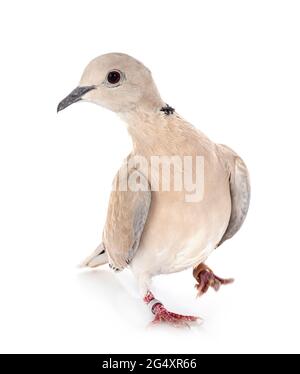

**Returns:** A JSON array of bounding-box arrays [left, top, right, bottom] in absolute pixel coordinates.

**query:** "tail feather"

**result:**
[[79, 243, 108, 268]]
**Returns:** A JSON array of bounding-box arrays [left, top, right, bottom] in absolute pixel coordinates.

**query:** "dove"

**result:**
[[57, 53, 250, 326]]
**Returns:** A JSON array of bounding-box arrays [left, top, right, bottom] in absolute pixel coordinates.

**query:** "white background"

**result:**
[[0, 0, 299, 354]]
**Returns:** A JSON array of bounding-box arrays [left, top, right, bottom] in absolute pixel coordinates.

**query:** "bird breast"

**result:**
[[131, 185, 231, 276]]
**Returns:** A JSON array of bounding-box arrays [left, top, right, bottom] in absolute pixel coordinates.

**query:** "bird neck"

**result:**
[[118, 105, 201, 156], [119, 107, 164, 154]]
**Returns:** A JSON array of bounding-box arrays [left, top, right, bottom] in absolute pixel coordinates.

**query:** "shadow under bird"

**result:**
[[57, 53, 250, 326]]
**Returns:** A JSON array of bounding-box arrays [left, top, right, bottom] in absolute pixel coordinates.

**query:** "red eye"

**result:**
[[107, 70, 121, 84]]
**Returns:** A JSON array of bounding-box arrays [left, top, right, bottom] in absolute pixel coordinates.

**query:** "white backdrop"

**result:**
[[0, 0, 299, 353]]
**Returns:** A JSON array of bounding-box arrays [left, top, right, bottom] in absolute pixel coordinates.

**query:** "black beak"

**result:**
[[57, 85, 96, 112]]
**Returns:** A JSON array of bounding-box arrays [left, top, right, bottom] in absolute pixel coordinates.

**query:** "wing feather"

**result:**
[[218, 144, 251, 246], [103, 165, 151, 270]]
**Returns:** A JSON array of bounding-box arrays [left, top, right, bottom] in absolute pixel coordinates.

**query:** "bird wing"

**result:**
[[217, 144, 251, 246], [102, 162, 151, 270]]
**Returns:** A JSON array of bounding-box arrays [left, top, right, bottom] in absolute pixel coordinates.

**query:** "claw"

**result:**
[[194, 265, 234, 297]]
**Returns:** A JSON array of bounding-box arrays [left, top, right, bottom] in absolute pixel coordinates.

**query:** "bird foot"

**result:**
[[144, 291, 200, 327], [151, 304, 200, 327], [193, 264, 234, 297]]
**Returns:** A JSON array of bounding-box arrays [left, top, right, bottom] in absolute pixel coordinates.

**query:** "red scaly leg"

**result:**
[[144, 291, 201, 327]]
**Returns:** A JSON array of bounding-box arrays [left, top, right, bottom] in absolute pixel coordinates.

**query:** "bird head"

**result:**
[[57, 53, 163, 114]]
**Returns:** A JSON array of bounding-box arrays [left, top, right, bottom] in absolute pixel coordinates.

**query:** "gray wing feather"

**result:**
[[103, 167, 151, 270], [218, 146, 251, 246]]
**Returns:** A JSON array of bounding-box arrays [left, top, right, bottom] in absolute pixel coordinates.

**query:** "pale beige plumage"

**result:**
[[58, 53, 250, 325]]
